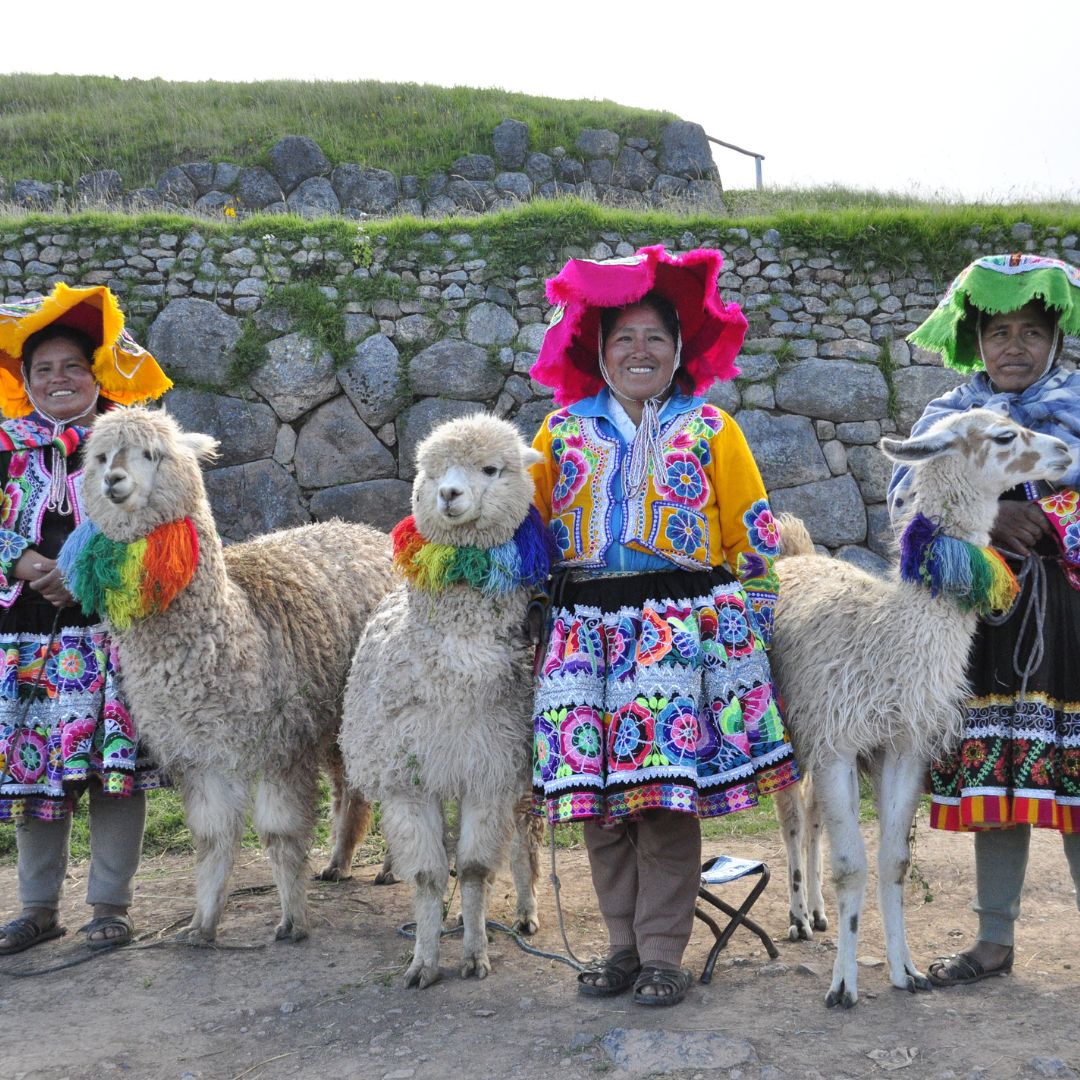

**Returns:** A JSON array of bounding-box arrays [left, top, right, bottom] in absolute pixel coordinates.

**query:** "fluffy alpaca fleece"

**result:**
[[74, 407, 396, 943], [339, 412, 545, 989], [769, 407, 1073, 1008]]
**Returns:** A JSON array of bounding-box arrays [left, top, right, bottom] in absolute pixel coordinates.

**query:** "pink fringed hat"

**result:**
[[530, 245, 748, 407]]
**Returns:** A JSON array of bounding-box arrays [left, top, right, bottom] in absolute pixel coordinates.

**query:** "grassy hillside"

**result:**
[[0, 74, 677, 188]]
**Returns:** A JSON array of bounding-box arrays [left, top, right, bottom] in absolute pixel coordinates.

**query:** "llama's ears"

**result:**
[[178, 431, 221, 463], [522, 447, 544, 468], [880, 428, 958, 464]]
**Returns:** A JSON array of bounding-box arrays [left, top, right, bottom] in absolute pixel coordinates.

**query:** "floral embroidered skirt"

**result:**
[[931, 562, 1080, 834], [0, 621, 167, 823], [532, 566, 799, 825]]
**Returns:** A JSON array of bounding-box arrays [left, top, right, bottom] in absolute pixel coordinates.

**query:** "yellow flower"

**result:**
[[224, 205, 237, 219]]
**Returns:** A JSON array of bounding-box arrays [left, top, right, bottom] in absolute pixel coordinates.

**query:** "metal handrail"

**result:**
[[706, 135, 765, 190]]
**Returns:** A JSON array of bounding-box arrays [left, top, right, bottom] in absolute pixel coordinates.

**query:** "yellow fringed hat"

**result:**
[[0, 283, 172, 418]]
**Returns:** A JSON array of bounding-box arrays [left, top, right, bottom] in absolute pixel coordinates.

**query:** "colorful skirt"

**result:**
[[0, 621, 167, 823], [931, 560, 1080, 834], [532, 567, 799, 825]]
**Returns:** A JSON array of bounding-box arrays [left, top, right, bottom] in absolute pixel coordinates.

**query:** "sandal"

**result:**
[[79, 913, 134, 952], [927, 947, 1013, 987], [0, 914, 67, 956], [577, 949, 642, 997], [633, 965, 693, 1007]]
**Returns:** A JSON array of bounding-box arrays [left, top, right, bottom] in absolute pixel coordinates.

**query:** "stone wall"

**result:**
[[3, 217, 1077, 571]]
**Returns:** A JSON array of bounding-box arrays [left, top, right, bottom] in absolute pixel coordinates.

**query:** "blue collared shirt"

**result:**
[[567, 389, 706, 571]]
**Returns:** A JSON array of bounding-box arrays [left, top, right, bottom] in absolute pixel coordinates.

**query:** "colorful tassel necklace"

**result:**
[[391, 505, 554, 596], [57, 518, 200, 630], [898, 512, 1019, 616]]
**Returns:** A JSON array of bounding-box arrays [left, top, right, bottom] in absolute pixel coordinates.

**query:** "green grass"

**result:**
[[0, 74, 677, 189]]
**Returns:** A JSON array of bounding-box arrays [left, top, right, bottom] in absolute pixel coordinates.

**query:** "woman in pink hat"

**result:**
[[530, 245, 799, 1005]]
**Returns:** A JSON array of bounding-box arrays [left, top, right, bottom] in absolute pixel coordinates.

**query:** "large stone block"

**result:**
[[396, 398, 487, 480], [254, 333, 339, 421], [286, 177, 340, 218], [847, 443, 893, 502], [164, 388, 278, 468], [204, 459, 308, 542], [576, 129, 619, 159], [511, 400, 554, 443], [409, 339, 504, 399], [659, 121, 717, 179], [337, 333, 404, 429], [268, 135, 330, 194], [451, 154, 496, 181], [148, 298, 242, 389], [892, 365, 968, 434], [492, 119, 529, 170], [775, 357, 889, 422], [769, 475, 867, 547], [236, 166, 285, 210], [156, 167, 197, 204], [76, 170, 123, 203], [612, 147, 658, 192], [12, 179, 54, 209], [309, 478, 412, 533], [294, 396, 395, 488], [465, 302, 519, 346], [332, 165, 399, 213], [735, 410, 830, 491]]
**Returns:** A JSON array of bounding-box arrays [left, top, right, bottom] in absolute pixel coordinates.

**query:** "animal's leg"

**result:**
[[380, 793, 448, 988], [316, 750, 374, 882], [804, 778, 828, 932], [876, 750, 932, 993], [177, 772, 248, 944], [816, 756, 866, 1008], [775, 781, 813, 940], [253, 768, 319, 942], [457, 793, 515, 980], [509, 798, 541, 935]]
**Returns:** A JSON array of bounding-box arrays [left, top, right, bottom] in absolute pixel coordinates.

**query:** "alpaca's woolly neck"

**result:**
[[58, 518, 199, 629], [898, 512, 1019, 616], [391, 506, 554, 596]]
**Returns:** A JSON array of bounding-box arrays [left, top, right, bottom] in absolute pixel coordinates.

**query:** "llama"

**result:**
[[339, 413, 553, 988], [769, 407, 1073, 1008], [60, 407, 396, 943]]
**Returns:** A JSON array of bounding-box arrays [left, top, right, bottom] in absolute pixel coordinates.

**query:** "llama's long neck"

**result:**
[[907, 454, 1002, 546]]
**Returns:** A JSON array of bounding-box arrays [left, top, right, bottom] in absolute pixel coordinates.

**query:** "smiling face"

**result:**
[[602, 302, 678, 410], [980, 301, 1059, 393], [26, 337, 99, 423]]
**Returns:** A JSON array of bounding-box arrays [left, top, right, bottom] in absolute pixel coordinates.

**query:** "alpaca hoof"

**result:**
[[176, 924, 216, 946], [513, 914, 539, 936], [314, 865, 352, 882], [461, 954, 491, 980], [405, 961, 441, 989], [373, 868, 399, 886], [812, 911, 829, 932], [825, 984, 857, 1009], [274, 920, 309, 943], [903, 971, 933, 993], [787, 914, 813, 941]]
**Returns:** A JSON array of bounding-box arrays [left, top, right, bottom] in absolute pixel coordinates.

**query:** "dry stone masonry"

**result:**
[[2, 219, 1077, 570]]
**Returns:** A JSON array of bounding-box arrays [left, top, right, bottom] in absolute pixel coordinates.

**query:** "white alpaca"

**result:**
[[339, 413, 548, 988], [770, 407, 1073, 1008], [68, 408, 396, 943]]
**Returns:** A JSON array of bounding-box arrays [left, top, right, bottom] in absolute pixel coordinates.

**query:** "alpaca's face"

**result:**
[[81, 409, 219, 542], [411, 416, 542, 546]]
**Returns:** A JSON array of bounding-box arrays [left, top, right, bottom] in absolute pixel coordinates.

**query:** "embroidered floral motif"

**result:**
[[552, 448, 589, 511], [1043, 490, 1079, 518], [743, 499, 781, 555], [656, 450, 708, 508], [665, 508, 704, 554]]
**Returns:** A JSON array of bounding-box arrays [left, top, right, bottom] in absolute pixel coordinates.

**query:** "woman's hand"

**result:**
[[25, 556, 76, 608], [990, 501, 1053, 557]]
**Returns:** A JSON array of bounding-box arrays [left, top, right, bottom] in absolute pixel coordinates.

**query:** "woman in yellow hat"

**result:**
[[0, 283, 171, 953]]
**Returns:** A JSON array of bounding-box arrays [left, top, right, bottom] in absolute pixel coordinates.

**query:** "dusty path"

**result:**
[[2, 811, 1078, 1080]]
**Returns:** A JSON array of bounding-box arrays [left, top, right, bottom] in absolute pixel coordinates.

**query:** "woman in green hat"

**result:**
[[888, 253, 1080, 985]]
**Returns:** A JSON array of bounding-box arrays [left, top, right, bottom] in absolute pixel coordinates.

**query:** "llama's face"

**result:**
[[412, 416, 542, 547], [82, 409, 219, 542]]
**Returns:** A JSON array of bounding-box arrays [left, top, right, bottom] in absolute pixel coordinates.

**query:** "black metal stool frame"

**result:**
[[695, 859, 779, 984]]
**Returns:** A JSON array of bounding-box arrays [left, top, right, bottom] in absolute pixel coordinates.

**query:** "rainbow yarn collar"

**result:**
[[57, 518, 200, 629], [898, 512, 1019, 616], [391, 506, 554, 596]]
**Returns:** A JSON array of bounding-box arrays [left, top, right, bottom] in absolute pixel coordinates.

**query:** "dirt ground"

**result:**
[[2, 811, 1078, 1080]]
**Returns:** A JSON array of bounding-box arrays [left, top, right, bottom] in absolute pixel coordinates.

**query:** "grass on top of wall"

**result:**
[[0, 74, 677, 189]]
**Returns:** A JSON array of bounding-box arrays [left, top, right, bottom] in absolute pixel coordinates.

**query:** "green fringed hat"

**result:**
[[909, 254, 1080, 372]]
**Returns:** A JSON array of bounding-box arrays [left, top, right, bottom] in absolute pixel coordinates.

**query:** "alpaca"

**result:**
[[60, 407, 396, 943], [339, 413, 552, 988], [770, 407, 1073, 1008]]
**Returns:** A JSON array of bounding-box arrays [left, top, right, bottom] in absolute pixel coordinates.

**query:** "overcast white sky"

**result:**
[[19, 0, 1080, 200]]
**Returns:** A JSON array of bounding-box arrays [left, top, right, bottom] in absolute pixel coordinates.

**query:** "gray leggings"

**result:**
[[974, 826, 1080, 946], [17, 787, 146, 912]]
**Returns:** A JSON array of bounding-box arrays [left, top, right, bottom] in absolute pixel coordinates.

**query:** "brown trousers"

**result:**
[[583, 809, 701, 969]]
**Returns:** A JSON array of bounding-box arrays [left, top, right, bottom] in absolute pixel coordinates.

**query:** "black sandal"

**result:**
[[632, 965, 693, 1007], [79, 913, 134, 952], [0, 914, 67, 956], [577, 949, 642, 997], [927, 947, 1013, 987]]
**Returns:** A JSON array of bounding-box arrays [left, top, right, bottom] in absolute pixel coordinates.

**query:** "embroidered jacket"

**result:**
[[531, 398, 781, 642], [0, 417, 88, 606]]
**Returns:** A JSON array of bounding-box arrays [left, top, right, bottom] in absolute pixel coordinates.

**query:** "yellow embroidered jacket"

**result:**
[[531, 399, 781, 642]]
